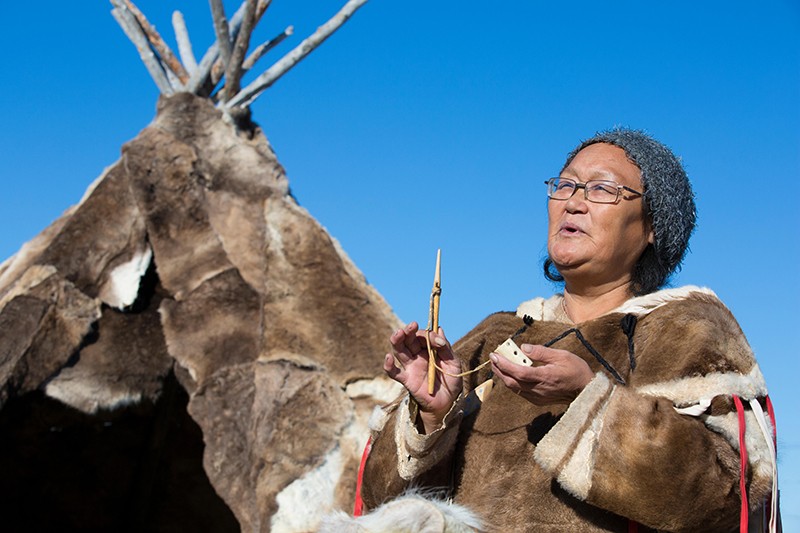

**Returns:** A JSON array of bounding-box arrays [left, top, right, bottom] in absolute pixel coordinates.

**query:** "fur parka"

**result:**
[[360, 286, 775, 532]]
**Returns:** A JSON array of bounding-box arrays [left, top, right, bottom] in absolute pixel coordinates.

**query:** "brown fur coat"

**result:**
[[360, 287, 775, 532]]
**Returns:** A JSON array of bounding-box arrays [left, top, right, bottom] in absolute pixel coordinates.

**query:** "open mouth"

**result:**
[[560, 223, 583, 235]]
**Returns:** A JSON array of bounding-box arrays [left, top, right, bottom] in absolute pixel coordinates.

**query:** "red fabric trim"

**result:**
[[628, 519, 639, 532], [353, 437, 373, 517], [733, 395, 748, 533], [766, 395, 777, 443]]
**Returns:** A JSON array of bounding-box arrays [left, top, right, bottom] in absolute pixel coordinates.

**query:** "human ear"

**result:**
[[644, 217, 655, 244]]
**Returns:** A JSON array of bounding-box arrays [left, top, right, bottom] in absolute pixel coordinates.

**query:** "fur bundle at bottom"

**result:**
[[318, 491, 484, 533]]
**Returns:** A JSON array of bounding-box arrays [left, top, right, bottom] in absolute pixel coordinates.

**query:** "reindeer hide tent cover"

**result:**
[[0, 1, 403, 531]]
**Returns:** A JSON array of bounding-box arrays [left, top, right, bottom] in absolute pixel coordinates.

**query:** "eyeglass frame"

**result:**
[[544, 177, 643, 204]]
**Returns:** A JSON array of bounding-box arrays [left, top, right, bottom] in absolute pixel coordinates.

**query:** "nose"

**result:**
[[564, 188, 589, 214]]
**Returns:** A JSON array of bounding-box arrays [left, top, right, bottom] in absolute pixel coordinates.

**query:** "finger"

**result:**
[[521, 343, 557, 365], [490, 352, 539, 381], [437, 327, 451, 349], [489, 357, 524, 391], [384, 353, 405, 383], [390, 326, 417, 363], [402, 321, 423, 353], [416, 326, 452, 358], [489, 351, 521, 373]]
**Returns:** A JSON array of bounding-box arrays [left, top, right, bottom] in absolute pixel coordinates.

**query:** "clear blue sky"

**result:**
[[1, 0, 798, 526]]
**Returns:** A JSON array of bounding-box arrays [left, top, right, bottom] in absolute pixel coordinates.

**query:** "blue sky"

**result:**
[[1, 0, 798, 526]]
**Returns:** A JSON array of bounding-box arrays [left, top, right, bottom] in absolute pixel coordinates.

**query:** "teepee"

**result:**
[[0, 1, 401, 530]]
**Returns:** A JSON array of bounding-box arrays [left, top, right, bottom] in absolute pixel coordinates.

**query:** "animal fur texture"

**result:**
[[320, 491, 484, 533], [362, 287, 775, 533]]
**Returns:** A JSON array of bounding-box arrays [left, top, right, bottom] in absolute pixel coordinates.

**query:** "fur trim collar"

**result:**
[[516, 285, 717, 322]]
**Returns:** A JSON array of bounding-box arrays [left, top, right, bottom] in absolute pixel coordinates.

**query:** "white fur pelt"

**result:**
[[318, 491, 484, 533]]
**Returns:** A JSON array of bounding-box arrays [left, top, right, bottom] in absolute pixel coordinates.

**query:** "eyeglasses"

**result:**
[[544, 177, 643, 204]]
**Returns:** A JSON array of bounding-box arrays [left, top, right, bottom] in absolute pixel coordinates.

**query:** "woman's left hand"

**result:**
[[489, 343, 594, 405]]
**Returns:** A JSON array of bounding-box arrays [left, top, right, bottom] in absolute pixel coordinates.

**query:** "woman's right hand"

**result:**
[[383, 321, 463, 433]]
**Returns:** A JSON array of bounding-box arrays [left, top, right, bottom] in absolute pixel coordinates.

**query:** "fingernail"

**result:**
[[521, 343, 533, 354], [489, 353, 498, 363], [434, 336, 446, 347]]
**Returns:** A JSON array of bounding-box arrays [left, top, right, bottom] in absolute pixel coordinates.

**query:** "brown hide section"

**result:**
[[0, 269, 100, 406], [123, 127, 234, 300], [0, 210, 73, 298], [588, 386, 742, 532], [36, 163, 148, 299], [453, 312, 632, 531], [46, 273, 173, 413], [159, 268, 262, 386], [205, 189, 270, 293], [259, 197, 392, 383], [189, 359, 351, 532], [631, 293, 754, 384]]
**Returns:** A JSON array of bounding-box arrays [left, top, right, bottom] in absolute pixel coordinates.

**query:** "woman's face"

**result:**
[[547, 143, 654, 291]]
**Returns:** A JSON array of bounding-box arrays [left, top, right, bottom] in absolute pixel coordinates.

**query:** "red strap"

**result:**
[[353, 437, 373, 516], [766, 395, 777, 444], [733, 396, 748, 533]]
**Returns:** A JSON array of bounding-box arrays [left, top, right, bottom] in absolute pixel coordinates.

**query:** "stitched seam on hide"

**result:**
[[556, 388, 613, 500], [534, 373, 611, 473], [395, 396, 463, 480], [638, 365, 767, 403]]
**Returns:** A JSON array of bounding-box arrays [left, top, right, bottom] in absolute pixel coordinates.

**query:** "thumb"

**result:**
[[520, 343, 553, 364]]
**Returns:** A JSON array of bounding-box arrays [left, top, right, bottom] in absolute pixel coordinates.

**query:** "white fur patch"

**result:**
[[674, 397, 712, 416], [534, 373, 611, 473], [44, 375, 143, 414], [516, 286, 715, 324], [516, 295, 564, 322], [271, 444, 345, 533], [637, 365, 767, 404], [369, 405, 391, 433], [99, 246, 153, 309], [346, 376, 403, 404], [611, 285, 716, 316], [703, 410, 774, 480], [556, 388, 613, 500], [319, 491, 484, 533], [271, 382, 389, 533], [265, 207, 287, 261]]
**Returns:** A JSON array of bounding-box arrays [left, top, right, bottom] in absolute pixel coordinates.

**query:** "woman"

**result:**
[[353, 129, 777, 532]]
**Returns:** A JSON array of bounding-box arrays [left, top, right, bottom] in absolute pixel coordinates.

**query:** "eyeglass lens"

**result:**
[[547, 178, 620, 204]]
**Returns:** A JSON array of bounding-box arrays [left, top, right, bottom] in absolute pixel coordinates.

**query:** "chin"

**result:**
[[548, 248, 585, 269]]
